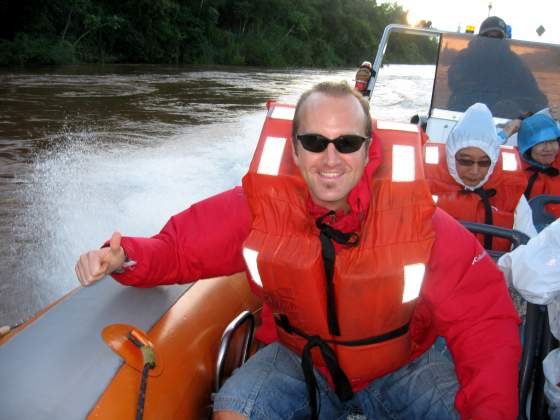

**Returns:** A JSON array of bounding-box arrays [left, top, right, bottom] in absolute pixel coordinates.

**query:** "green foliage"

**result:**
[[385, 33, 438, 64], [6, 34, 75, 65], [0, 40, 14, 65], [0, 0, 437, 67]]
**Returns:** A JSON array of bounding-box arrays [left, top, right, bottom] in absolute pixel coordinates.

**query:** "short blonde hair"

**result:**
[[291, 81, 372, 141]]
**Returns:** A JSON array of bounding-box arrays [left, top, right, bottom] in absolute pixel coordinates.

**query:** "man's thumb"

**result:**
[[109, 231, 122, 255]]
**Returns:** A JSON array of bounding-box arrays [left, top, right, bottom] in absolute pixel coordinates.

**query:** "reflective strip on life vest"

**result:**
[[270, 106, 295, 120], [258, 137, 286, 176], [402, 263, 426, 303], [432, 195, 439, 204], [424, 145, 439, 165], [501, 151, 518, 172], [377, 120, 419, 133], [242, 247, 263, 287], [392, 145, 416, 182]]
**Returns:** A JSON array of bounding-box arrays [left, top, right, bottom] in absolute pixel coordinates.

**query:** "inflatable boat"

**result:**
[[0, 274, 260, 419], [2, 24, 560, 419]]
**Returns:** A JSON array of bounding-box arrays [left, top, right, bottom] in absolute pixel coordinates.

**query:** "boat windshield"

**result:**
[[431, 33, 560, 119]]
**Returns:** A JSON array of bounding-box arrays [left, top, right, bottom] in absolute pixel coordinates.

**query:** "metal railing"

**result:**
[[214, 310, 256, 393]]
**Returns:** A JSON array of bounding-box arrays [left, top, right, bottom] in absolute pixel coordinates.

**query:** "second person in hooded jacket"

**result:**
[[424, 103, 537, 251], [517, 112, 560, 219]]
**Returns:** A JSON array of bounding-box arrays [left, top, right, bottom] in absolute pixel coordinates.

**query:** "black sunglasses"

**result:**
[[296, 134, 368, 154], [455, 157, 492, 168]]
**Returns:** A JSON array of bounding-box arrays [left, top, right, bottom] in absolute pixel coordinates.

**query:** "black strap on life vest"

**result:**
[[524, 166, 559, 198], [460, 187, 496, 249], [275, 315, 409, 420], [315, 211, 359, 337], [302, 336, 352, 419]]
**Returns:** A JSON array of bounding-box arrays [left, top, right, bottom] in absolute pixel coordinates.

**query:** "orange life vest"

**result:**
[[423, 142, 527, 251], [522, 153, 560, 218], [354, 67, 372, 93], [242, 102, 436, 397]]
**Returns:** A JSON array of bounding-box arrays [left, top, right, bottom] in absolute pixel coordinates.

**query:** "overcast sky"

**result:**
[[380, 0, 559, 44]]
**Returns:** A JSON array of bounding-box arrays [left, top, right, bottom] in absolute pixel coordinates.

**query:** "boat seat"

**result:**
[[530, 194, 560, 232]]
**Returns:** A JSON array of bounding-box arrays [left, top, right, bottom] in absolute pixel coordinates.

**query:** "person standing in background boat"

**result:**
[[77, 81, 520, 419], [479, 16, 509, 39], [447, 16, 548, 118], [424, 102, 537, 252], [354, 61, 372, 96]]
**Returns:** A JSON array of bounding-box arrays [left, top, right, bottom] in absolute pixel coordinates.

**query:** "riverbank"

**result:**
[[0, 1, 436, 67]]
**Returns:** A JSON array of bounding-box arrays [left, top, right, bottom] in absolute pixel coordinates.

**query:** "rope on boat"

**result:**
[[137, 364, 152, 420], [128, 330, 155, 420]]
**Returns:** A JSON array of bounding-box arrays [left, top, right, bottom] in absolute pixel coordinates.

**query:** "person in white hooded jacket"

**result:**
[[497, 217, 560, 418], [424, 102, 537, 251]]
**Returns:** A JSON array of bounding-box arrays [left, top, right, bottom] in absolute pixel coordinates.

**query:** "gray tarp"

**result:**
[[0, 278, 190, 419]]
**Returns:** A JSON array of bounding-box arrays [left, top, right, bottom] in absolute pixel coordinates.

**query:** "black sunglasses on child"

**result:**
[[296, 134, 368, 153]]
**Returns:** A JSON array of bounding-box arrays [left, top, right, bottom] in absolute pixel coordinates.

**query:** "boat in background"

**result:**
[[365, 24, 560, 145]]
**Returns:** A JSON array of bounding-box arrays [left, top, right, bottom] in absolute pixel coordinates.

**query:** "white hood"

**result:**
[[446, 103, 501, 190]]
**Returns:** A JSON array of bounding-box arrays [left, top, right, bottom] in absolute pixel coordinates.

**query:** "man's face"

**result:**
[[531, 140, 559, 166], [292, 92, 369, 212], [483, 30, 505, 39], [455, 147, 491, 187]]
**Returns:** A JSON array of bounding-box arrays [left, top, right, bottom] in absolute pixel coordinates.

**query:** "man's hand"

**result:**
[[502, 118, 521, 138], [75, 232, 126, 286], [550, 103, 560, 121]]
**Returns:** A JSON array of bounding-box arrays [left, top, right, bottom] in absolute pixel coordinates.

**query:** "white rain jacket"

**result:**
[[446, 103, 537, 238], [498, 218, 560, 340]]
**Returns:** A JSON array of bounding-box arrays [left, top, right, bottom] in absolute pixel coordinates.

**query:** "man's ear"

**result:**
[[292, 138, 300, 165]]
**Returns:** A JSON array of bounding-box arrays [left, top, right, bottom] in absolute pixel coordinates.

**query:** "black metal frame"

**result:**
[[460, 221, 530, 259]]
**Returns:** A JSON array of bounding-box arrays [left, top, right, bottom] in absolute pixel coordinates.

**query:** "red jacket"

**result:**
[[112, 186, 520, 419]]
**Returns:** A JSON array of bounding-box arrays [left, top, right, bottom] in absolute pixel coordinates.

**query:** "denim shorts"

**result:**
[[212, 342, 460, 420]]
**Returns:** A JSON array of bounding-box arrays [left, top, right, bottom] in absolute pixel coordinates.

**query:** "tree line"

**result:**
[[0, 0, 437, 67]]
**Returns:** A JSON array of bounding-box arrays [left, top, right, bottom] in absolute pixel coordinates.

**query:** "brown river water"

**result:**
[[0, 64, 434, 327]]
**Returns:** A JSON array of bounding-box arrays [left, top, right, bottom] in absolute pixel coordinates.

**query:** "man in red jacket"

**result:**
[[76, 81, 520, 419]]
